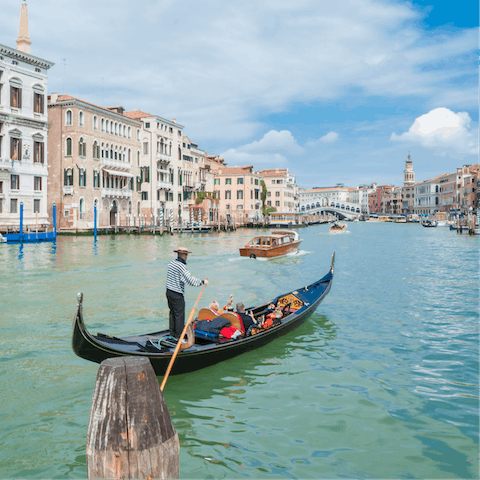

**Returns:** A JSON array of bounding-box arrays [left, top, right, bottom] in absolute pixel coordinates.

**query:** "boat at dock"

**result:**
[[239, 230, 302, 259], [1, 203, 56, 244], [71, 254, 335, 376], [421, 220, 437, 228]]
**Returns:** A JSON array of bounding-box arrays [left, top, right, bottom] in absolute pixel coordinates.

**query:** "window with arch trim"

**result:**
[[66, 138, 72, 156], [79, 168, 86, 187], [93, 115, 98, 130], [79, 111, 84, 127], [93, 141, 100, 159], [79, 137, 86, 157], [66, 110, 73, 125], [64, 168, 74, 186], [101, 118, 105, 132]]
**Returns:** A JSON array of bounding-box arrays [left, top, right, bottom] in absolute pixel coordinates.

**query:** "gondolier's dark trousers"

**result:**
[[166, 289, 185, 338]]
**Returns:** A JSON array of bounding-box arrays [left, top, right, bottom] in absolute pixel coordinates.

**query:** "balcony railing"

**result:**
[[101, 187, 133, 198], [157, 180, 173, 190], [0, 157, 13, 171], [101, 158, 132, 171], [63, 186, 74, 195], [157, 167, 169, 174], [157, 152, 171, 163]]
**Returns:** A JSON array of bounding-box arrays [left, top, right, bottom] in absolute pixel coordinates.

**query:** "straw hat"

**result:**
[[174, 247, 192, 254]]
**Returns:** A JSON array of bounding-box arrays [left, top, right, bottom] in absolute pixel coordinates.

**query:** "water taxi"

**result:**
[[239, 230, 302, 259], [330, 222, 347, 232]]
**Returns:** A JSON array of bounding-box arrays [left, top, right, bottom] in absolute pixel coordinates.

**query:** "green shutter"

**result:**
[[64, 169, 67, 185], [146, 167, 150, 182]]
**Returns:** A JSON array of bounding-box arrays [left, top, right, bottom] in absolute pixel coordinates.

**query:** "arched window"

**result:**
[[93, 141, 99, 159], [106, 120, 110, 134], [64, 167, 74, 185], [93, 115, 98, 130], [78, 137, 86, 157], [128, 149, 131, 163], [66, 110, 73, 125], [123, 125, 126, 137], [79, 198, 85, 219], [101, 118, 105, 132], [128, 126, 131, 139], [136, 129, 140, 141], [79, 168, 86, 187], [115, 122, 118, 135], [66, 137, 72, 156], [79, 111, 84, 127], [137, 151, 140, 166]]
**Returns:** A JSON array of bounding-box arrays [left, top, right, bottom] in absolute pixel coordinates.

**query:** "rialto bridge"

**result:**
[[300, 198, 362, 220]]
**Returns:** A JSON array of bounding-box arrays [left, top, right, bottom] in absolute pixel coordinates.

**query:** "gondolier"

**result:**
[[166, 247, 208, 338]]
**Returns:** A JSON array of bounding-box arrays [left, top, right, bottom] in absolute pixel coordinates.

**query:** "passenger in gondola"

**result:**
[[209, 301, 222, 315], [235, 302, 257, 334]]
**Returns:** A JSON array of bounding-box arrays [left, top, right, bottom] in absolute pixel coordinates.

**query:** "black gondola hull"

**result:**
[[72, 256, 334, 376]]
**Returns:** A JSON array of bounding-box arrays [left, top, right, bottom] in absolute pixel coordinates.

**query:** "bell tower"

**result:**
[[404, 154, 415, 186], [16, 1, 32, 54]]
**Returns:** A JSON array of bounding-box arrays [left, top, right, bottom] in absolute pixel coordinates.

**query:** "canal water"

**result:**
[[0, 223, 478, 479]]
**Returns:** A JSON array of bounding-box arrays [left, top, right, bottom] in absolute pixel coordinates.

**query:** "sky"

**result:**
[[1, 0, 477, 189]]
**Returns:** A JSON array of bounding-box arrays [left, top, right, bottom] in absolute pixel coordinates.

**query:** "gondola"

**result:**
[[72, 253, 335, 376]]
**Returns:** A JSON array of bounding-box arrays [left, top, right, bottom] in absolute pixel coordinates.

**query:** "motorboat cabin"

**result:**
[[239, 230, 302, 258]]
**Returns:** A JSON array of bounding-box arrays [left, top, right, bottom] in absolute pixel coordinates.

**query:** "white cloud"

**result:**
[[220, 130, 301, 169], [239, 130, 304, 154], [390, 108, 477, 158], [0, 0, 474, 147], [306, 131, 339, 147]]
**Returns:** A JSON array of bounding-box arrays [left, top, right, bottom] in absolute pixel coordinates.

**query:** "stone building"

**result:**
[[47, 95, 143, 230], [0, 2, 54, 231], [208, 159, 262, 224], [123, 111, 207, 226], [257, 168, 298, 213]]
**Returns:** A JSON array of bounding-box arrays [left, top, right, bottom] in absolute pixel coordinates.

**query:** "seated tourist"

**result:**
[[235, 302, 257, 332], [209, 301, 222, 315]]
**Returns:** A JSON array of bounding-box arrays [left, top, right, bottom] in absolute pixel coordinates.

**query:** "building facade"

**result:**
[[47, 95, 143, 230], [258, 168, 298, 213], [209, 161, 262, 224], [0, 3, 54, 231]]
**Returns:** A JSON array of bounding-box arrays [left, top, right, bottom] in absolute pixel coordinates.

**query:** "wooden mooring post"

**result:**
[[86, 356, 179, 479]]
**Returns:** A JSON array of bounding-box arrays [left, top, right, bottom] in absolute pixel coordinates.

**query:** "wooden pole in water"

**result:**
[[86, 356, 179, 479]]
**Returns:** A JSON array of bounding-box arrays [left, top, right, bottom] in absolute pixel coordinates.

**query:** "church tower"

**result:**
[[404, 154, 415, 186], [16, 1, 32, 53]]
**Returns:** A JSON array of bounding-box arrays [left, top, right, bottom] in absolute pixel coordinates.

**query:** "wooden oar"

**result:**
[[160, 280, 208, 391]]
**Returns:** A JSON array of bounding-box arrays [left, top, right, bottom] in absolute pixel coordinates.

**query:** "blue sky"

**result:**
[[1, 0, 477, 189]]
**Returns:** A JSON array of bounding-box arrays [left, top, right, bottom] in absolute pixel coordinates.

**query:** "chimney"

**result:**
[[172, 119, 176, 123], [50, 92, 58, 103]]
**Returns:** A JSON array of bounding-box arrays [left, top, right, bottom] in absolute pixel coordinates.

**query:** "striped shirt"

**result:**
[[166, 258, 203, 295]]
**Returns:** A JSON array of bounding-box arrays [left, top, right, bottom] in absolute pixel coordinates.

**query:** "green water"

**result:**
[[0, 224, 478, 478]]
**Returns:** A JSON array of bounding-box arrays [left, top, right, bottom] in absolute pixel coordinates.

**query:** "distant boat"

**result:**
[[0, 233, 6, 243], [421, 220, 437, 228], [330, 222, 347, 232], [239, 230, 302, 259]]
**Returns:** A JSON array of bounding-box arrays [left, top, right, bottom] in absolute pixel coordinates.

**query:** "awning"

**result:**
[[102, 168, 134, 178]]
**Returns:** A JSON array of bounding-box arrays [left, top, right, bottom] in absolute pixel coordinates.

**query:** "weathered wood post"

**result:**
[[86, 356, 179, 479]]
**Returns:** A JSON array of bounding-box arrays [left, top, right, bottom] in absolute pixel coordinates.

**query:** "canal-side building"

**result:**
[[258, 168, 298, 213], [47, 95, 143, 230], [0, 2, 54, 231], [413, 175, 443, 216], [209, 160, 262, 224], [368, 185, 393, 214], [350, 183, 376, 215]]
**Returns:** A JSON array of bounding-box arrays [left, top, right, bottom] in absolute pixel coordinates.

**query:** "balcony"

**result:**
[[157, 152, 171, 163], [0, 157, 13, 171], [101, 157, 132, 172], [157, 180, 173, 190], [157, 167, 169, 175], [63, 186, 74, 195], [102, 187, 133, 198]]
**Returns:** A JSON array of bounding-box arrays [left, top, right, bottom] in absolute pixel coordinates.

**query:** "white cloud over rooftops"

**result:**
[[306, 132, 339, 147], [390, 108, 477, 158]]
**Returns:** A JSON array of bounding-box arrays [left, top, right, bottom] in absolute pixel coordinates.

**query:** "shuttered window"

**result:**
[[34, 93, 44, 114], [10, 86, 22, 108]]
